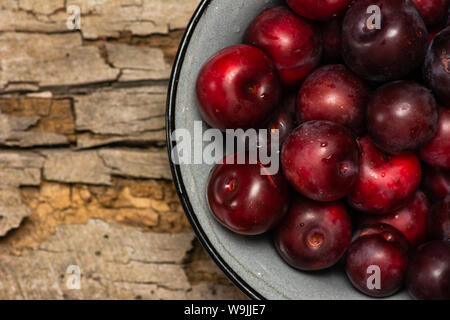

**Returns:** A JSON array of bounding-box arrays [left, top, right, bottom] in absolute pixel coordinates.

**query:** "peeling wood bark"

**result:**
[[0, 32, 120, 91], [98, 148, 171, 180], [0, 97, 75, 146], [0, 187, 31, 237], [73, 86, 167, 137]]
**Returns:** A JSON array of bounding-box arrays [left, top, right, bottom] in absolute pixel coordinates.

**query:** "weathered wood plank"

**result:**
[[0, 219, 243, 299], [0, 33, 119, 91], [0, 0, 199, 38]]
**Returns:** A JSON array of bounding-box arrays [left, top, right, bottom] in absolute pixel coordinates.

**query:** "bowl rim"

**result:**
[[165, 0, 264, 300]]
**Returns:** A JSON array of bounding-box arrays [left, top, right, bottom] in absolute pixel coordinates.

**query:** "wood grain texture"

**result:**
[[0, 0, 247, 300]]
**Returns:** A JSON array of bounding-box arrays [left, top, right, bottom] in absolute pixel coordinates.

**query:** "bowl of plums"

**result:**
[[166, 0, 450, 300]]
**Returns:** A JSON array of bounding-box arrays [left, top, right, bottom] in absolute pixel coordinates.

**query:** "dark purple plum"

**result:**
[[424, 26, 450, 108], [367, 81, 438, 154], [342, 0, 428, 82], [346, 223, 410, 298], [406, 241, 450, 300], [428, 195, 450, 241], [275, 196, 352, 271]]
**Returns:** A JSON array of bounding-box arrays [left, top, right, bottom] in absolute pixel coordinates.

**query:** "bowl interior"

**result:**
[[170, 0, 409, 300]]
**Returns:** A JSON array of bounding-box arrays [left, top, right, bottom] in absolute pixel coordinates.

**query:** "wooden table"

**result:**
[[0, 0, 245, 300]]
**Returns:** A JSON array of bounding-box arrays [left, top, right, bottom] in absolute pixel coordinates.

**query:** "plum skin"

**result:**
[[244, 6, 322, 87], [422, 165, 450, 201], [281, 120, 360, 202], [346, 223, 410, 298], [406, 241, 450, 300], [266, 94, 297, 147], [423, 26, 450, 108], [196, 45, 281, 131], [412, 0, 450, 27], [321, 17, 343, 63], [206, 153, 291, 235], [347, 136, 422, 215], [367, 81, 438, 154], [420, 108, 450, 169], [359, 191, 430, 247], [274, 196, 352, 271], [428, 195, 450, 242], [297, 64, 370, 136], [286, 0, 353, 21], [342, 0, 428, 82]]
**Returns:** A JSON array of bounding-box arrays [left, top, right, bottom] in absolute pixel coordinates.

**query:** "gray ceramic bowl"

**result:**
[[166, 0, 410, 300]]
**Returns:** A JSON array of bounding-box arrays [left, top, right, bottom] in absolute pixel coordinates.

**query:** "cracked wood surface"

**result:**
[[73, 86, 166, 138], [0, 0, 199, 38], [0, 219, 242, 299], [0, 0, 247, 300]]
